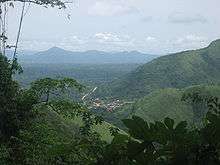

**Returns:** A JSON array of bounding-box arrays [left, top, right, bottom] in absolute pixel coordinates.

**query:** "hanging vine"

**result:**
[[12, 1, 25, 62]]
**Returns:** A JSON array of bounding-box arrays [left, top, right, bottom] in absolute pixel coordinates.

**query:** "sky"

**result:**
[[7, 0, 220, 54]]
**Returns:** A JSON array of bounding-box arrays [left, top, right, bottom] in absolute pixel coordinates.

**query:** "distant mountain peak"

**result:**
[[20, 47, 156, 64], [44, 47, 145, 55], [47, 46, 65, 52]]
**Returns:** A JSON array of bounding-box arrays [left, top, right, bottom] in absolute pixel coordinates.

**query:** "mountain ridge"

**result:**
[[104, 39, 220, 99], [16, 47, 158, 64]]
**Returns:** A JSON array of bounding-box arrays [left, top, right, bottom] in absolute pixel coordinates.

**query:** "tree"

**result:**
[[98, 94, 220, 165], [0, 0, 67, 8], [30, 77, 85, 104], [0, 54, 19, 141], [0, 54, 37, 142]]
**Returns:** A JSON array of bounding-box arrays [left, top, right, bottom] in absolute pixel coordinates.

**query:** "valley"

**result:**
[[1, 39, 220, 164], [14, 39, 220, 129], [1, 0, 220, 163]]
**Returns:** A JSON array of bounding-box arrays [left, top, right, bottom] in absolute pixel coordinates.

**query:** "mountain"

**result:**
[[106, 39, 220, 99], [16, 47, 157, 64]]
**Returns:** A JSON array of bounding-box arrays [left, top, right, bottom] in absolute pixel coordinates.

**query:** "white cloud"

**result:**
[[185, 35, 206, 42], [88, 0, 138, 16], [89, 32, 138, 51], [17, 40, 54, 50], [15, 35, 87, 51], [60, 35, 87, 44], [175, 34, 206, 44], [146, 36, 157, 42], [169, 34, 209, 52], [94, 32, 121, 42], [93, 32, 135, 47], [168, 12, 207, 24], [15, 33, 213, 55], [17, 33, 135, 52]]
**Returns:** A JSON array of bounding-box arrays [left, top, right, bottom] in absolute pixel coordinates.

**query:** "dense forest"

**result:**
[[1, 41, 220, 164], [0, 0, 220, 164]]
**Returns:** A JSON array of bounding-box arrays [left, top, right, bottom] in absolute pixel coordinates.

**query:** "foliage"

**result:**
[[107, 85, 220, 129], [0, 54, 39, 164], [98, 93, 220, 165], [0, 54, 36, 141], [2, 41, 220, 164], [0, 144, 10, 164], [49, 99, 104, 136], [30, 77, 84, 104], [15, 104, 107, 165], [0, 54, 108, 164], [0, 0, 67, 9]]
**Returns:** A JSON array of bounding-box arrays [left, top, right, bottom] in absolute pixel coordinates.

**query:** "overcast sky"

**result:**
[[7, 0, 220, 54]]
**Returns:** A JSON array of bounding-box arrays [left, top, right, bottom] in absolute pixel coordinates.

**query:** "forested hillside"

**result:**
[[1, 0, 220, 163], [15, 63, 140, 87], [109, 85, 220, 127], [133, 85, 220, 123], [0, 54, 119, 164], [1, 45, 220, 164], [106, 39, 220, 99]]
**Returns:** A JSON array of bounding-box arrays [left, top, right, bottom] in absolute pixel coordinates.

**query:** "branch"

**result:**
[[0, 0, 72, 9]]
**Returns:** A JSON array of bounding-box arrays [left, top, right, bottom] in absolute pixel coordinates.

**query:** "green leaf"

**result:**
[[122, 116, 150, 140], [155, 121, 167, 133], [174, 121, 188, 135], [112, 134, 129, 144], [206, 112, 219, 124], [127, 140, 145, 158], [164, 117, 174, 130]]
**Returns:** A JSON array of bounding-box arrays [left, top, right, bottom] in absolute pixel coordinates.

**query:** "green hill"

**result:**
[[133, 85, 220, 123], [107, 39, 220, 99], [109, 85, 220, 128]]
